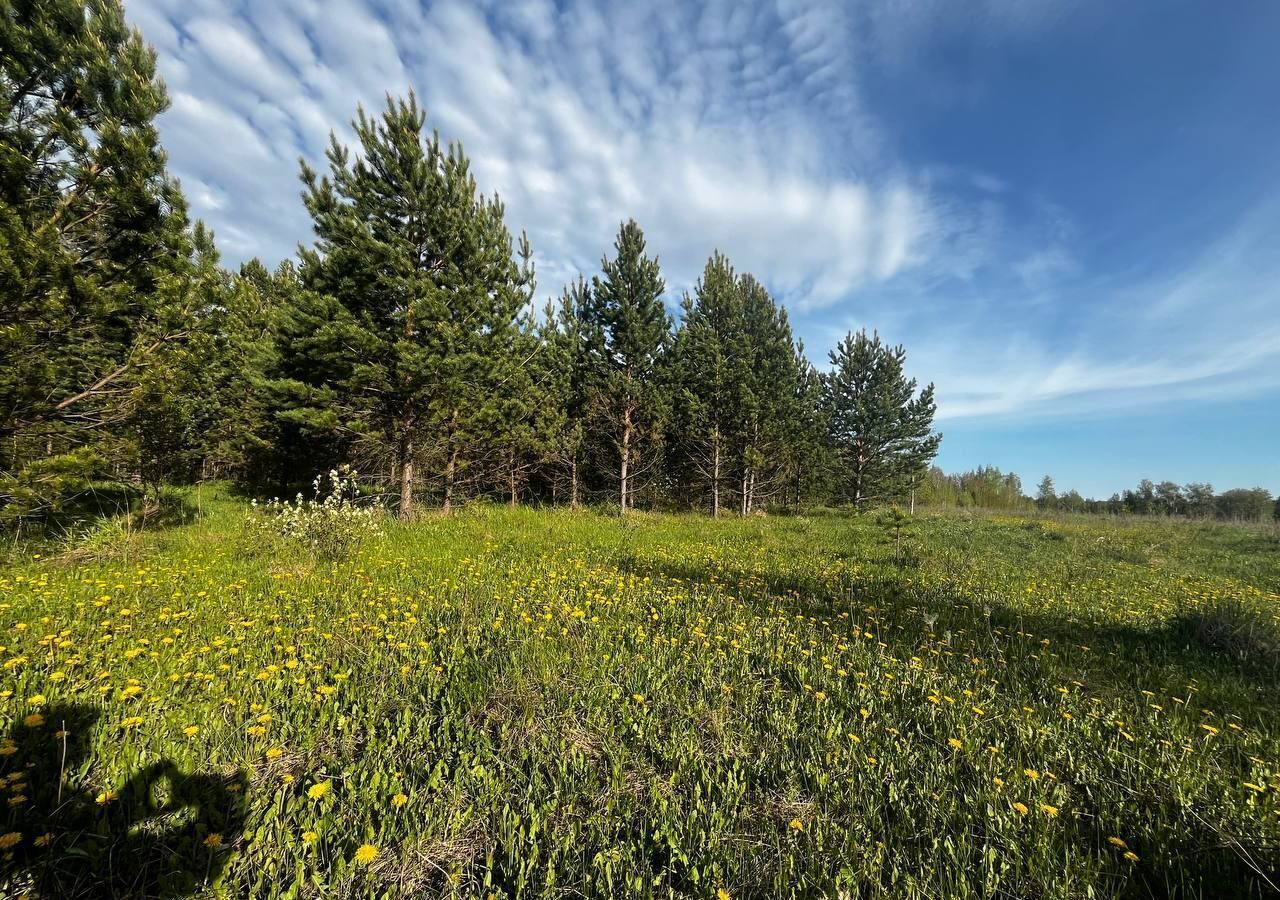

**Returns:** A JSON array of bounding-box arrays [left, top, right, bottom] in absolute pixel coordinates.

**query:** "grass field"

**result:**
[[2, 491, 1279, 898]]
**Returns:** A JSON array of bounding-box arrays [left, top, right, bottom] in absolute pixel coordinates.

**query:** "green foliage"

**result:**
[[0, 447, 104, 526], [298, 93, 533, 517], [582, 220, 671, 511], [823, 330, 941, 508]]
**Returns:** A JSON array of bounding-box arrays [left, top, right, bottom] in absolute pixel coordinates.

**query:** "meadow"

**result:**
[[1, 492, 1278, 899]]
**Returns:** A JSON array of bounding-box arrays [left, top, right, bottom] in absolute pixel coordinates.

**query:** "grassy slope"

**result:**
[[1, 491, 1278, 898]]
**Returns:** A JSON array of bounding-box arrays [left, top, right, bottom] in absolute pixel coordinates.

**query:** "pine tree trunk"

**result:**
[[442, 450, 457, 513], [509, 463, 517, 507], [741, 467, 749, 517], [711, 431, 720, 518], [442, 410, 459, 514], [747, 469, 756, 515], [570, 457, 580, 509], [398, 433, 415, 521], [619, 405, 632, 513]]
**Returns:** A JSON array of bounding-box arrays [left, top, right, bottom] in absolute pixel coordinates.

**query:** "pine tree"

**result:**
[[585, 220, 670, 512], [823, 330, 940, 509], [1, 0, 198, 466], [788, 342, 832, 509], [538, 279, 596, 507], [732, 274, 802, 515], [669, 253, 739, 515], [298, 94, 532, 518], [1036, 476, 1057, 509]]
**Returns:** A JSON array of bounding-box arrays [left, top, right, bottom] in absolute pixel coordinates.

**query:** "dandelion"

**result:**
[[0, 832, 21, 850], [1124, 851, 1140, 862], [391, 792, 408, 808], [307, 781, 332, 800], [23, 713, 44, 728], [948, 738, 963, 750], [1023, 768, 1040, 780], [204, 833, 223, 848], [27, 694, 46, 706], [717, 890, 732, 900], [1040, 804, 1059, 818], [354, 843, 378, 864], [789, 819, 804, 832], [302, 831, 318, 844], [1012, 802, 1029, 816], [96, 790, 118, 805]]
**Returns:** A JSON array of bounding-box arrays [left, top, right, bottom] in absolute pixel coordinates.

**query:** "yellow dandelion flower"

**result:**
[[1108, 836, 1128, 849], [27, 695, 46, 707], [789, 818, 804, 832], [391, 793, 408, 808], [183, 726, 199, 737], [948, 738, 963, 750], [0, 832, 21, 850], [95, 790, 117, 805], [1012, 802, 1029, 816], [1123, 851, 1139, 862], [354, 843, 378, 864], [307, 781, 332, 800], [717, 889, 732, 900], [1040, 804, 1060, 818], [302, 831, 319, 844], [23, 713, 44, 728], [204, 833, 223, 848]]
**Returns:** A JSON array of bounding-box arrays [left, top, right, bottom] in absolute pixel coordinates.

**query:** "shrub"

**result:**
[[251, 466, 381, 560]]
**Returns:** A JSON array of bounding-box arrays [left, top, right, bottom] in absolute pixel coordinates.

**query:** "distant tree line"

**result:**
[[915, 466, 1032, 511], [1033, 476, 1277, 522], [0, 2, 942, 524], [913, 467, 1277, 524]]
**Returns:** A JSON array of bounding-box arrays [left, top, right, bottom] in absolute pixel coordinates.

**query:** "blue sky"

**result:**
[[126, 0, 1280, 499]]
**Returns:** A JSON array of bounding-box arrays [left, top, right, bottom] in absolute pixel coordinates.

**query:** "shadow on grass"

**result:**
[[1, 704, 247, 899], [617, 550, 1280, 896]]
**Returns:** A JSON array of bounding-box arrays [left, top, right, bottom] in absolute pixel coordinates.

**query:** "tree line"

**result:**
[[0, 1, 942, 525], [1034, 477, 1278, 522]]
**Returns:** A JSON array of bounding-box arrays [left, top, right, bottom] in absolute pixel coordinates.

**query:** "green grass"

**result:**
[[2, 490, 1279, 898]]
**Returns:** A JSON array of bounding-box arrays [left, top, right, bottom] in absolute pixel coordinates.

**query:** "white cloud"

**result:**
[[126, 0, 1280, 424]]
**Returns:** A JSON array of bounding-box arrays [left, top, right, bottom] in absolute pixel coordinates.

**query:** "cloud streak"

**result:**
[[127, 0, 1280, 426]]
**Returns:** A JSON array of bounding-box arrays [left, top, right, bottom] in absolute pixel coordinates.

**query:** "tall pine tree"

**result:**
[[823, 330, 940, 509], [298, 94, 532, 517], [585, 220, 670, 512], [1, 0, 198, 465], [669, 252, 739, 515]]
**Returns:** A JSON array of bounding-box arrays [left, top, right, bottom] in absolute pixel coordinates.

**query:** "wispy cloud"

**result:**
[[127, 0, 1280, 426]]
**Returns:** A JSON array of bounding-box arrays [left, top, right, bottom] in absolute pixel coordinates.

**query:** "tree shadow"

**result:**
[[1, 704, 247, 899]]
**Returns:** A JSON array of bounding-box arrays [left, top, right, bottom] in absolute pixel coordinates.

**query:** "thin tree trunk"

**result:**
[[570, 457, 580, 509], [747, 469, 756, 515], [442, 448, 457, 513], [711, 431, 720, 518], [398, 433, 415, 521], [620, 406, 632, 513], [741, 466, 749, 517], [509, 462, 517, 507]]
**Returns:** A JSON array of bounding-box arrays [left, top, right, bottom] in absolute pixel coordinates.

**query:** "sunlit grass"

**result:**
[[2, 492, 1278, 898]]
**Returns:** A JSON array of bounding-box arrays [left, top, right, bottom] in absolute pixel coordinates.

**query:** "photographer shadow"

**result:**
[[2, 704, 247, 899]]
